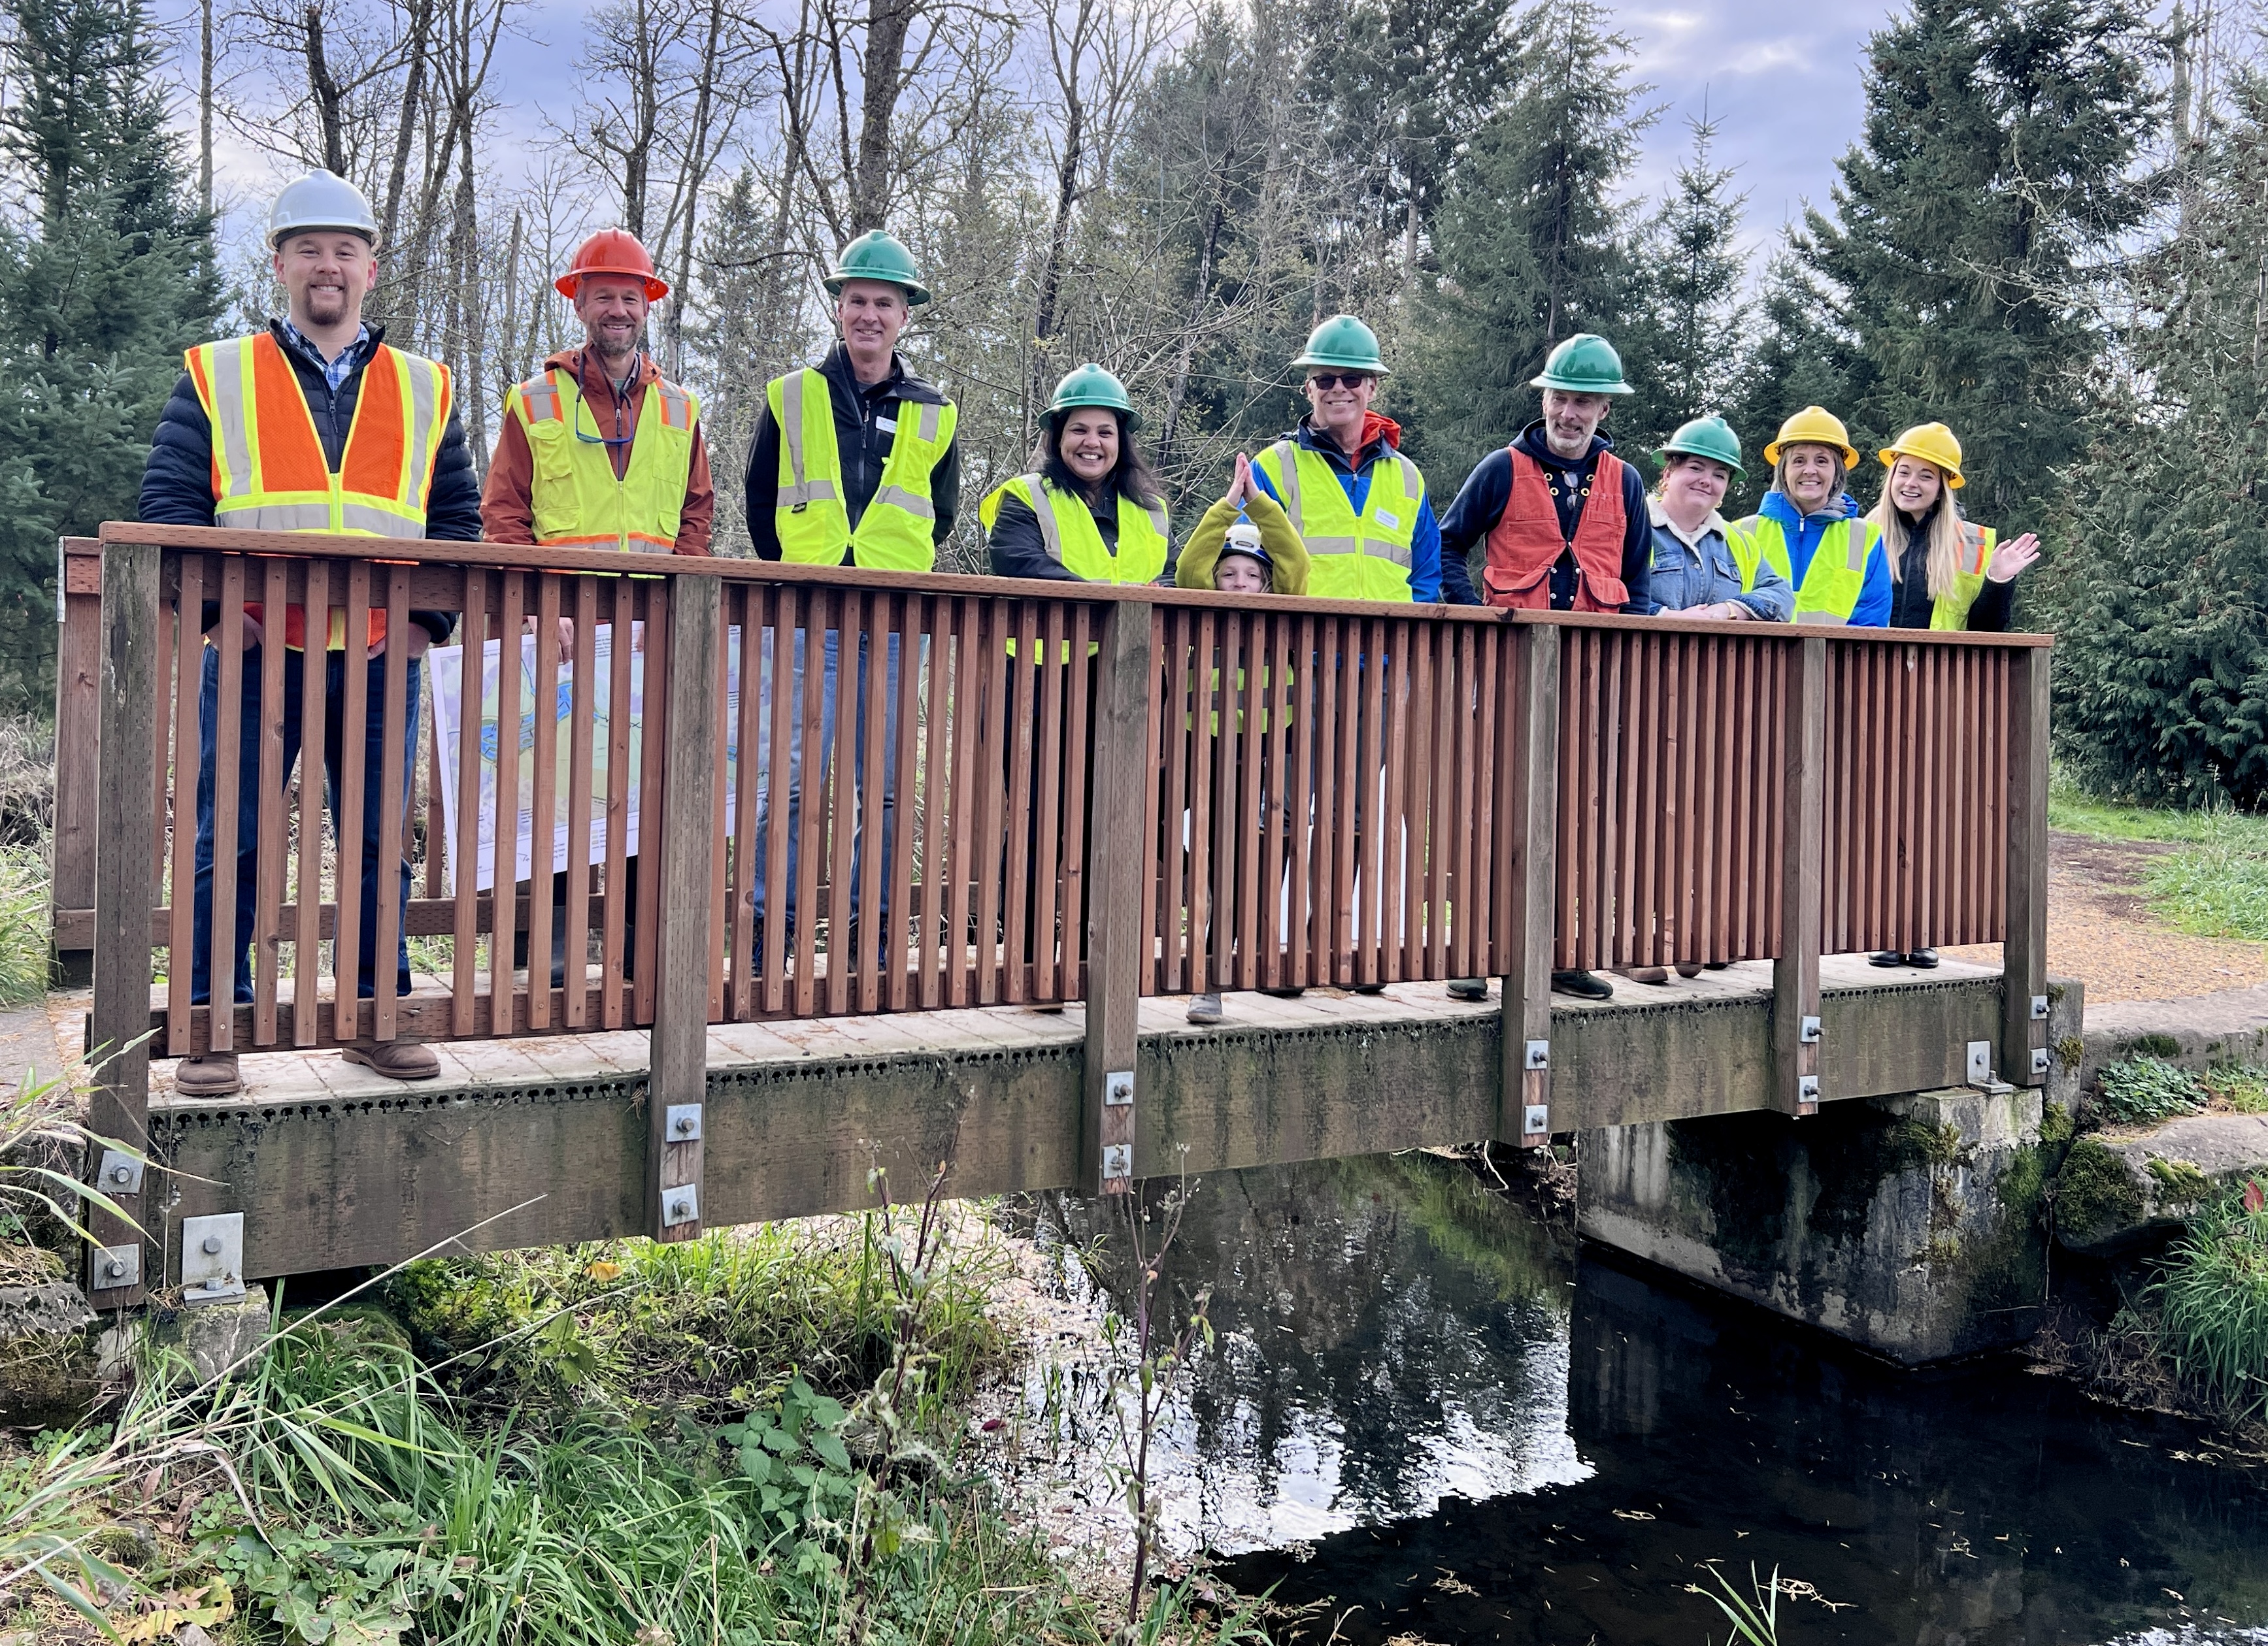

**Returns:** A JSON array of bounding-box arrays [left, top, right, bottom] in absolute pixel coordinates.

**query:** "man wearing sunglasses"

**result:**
[[1249, 315, 1454, 604]]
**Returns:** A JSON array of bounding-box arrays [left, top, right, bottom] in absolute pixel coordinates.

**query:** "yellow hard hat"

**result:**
[[1878, 422, 1965, 489], [1763, 406, 1861, 470]]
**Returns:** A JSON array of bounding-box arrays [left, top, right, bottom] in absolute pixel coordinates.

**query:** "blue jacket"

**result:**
[[139, 321, 480, 644], [1757, 488, 1890, 628], [1249, 419, 1447, 602], [1643, 501, 1793, 621]]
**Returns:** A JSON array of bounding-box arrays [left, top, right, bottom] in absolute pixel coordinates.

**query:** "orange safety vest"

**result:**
[[1480, 448, 1629, 612], [186, 331, 451, 649]]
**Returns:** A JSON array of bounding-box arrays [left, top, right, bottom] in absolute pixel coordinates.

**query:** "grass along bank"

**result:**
[[2050, 771, 2268, 946], [1, 1205, 1267, 1644]]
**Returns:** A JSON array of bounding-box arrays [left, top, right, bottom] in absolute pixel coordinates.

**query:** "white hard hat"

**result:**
[[268, 169, 381, 250]]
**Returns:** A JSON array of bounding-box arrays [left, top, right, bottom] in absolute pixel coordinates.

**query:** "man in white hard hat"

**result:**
[[139, 169, 482, 1097]]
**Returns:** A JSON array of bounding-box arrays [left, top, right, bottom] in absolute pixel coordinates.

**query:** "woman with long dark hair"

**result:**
[[983, 363, 1171, 584]]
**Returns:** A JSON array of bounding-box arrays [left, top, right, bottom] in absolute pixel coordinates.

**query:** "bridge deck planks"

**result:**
[[136, 958, 2016, 1287]]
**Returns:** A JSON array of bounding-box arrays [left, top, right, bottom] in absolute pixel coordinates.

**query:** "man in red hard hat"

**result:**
[[481, 229, 714, 986], [484, 229, 714, 555]]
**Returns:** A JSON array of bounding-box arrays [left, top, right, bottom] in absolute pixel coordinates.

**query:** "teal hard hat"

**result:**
[[1292, 314, 1390, 374], [1530, 333, 1632, 396], [1659, 415, 1745, 479], [824, 229, 931, 306], [1047, 362, 1139, 430]]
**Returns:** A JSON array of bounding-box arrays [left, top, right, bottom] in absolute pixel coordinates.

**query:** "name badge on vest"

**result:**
[[876, 415, 898, 434], [1375, 508, 1401, 529]]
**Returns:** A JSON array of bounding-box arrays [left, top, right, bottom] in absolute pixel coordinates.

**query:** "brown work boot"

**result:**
[[341, 1040, 441, 1081], [175, 1052, 241, 1098]]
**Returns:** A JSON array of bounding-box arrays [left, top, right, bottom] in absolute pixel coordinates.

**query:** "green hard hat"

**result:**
[[1531, 332, 1632, 395], [1659, 415, 1745, 478], [824, 229, 931, 306], [1047, 362, 1140, 429], [1292, 314, 1390, 374]]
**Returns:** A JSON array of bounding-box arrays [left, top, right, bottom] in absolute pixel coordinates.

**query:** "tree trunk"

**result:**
[[1158, 148, 1233, 474], [199, 0, 213, 220], [303, 3, 346, 174], [848, 0, 915, 231], [663, 0, 729, 374], [380, 0, 434, 250]]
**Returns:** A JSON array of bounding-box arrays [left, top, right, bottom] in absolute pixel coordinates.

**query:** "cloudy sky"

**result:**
[[164, 0, 1897, 263]]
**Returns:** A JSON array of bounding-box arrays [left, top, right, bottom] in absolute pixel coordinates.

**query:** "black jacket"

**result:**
[[139, 321, 479, 644], [742, 342, 961, 562], [1437, 421, 1653, 613], [1885, 504, 2014, 632]]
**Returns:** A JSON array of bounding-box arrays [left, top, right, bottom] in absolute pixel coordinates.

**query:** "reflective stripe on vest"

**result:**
[[507, 366, 700, 554], [1733, 513, 1876, 624], [979, 473, 1169, 584], [187, 333, 450, 648], [1255, 438, 1420, 602], [1480, 448, 1629, 612], [1929, 521, 1997, 632], [767, 369, 957, 570]]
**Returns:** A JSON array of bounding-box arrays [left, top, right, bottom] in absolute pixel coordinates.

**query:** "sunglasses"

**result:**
[[1307, 372, 1371, 391]]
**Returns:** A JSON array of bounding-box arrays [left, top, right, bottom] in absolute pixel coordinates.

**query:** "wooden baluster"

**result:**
[[1060, 604, 1094, 998], [1084, 598, 1153, 1194], [1775, 636, 1827, 1117], [2003, 644, 2050, 1086], [205, 557, 246, 1054], [489, 573, 524, 1036], [294, 563, 329, 1045], [86, 535, 161, 1306], [888, 594, 924, 1010], [450, 570, 486, 1037], [728, 587, 763, 1019], [51, 541, 103, 986], [651, 571, 719, 1242], [251, 559, 290, 1045], [167, 557, 203, 1057], [1500, 621, 1559, 1149], [333, 562, 371, 1043], [633, 582, 671, 1025]]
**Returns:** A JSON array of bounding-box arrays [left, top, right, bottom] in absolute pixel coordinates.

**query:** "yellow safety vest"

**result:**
[[1928, 522, 1997, 631], [978, 474, 1169, 584], [186, 331, 448, 648], [504, 367, 699, 553], [1731, 512, 1880, 624], [1254, 438, 1422, 602], [766, 367, 956, 570]]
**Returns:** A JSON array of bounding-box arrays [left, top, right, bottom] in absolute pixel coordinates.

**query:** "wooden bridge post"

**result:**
[[1774, 635, 1827, 1117], [1083, 597, 1154, 1194], [649, 572, 720, 1243], [51, 540, 103, 986], [2002, 647, 2051, 1087], [85, 536, 161, 1307], [1499, 621, 1559, 1149]]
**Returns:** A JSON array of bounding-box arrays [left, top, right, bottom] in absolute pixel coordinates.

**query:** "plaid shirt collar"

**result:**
[[278, 319, 374, 393]]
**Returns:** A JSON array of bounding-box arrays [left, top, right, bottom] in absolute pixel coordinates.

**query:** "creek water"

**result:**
[[1019, 1153, 2268, 1646]]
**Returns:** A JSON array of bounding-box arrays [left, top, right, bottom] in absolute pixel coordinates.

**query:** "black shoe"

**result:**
[[1258, 985, 1307, 998], [1446, 978, 1488, 1002], [1869, 949, 1905, 967], [1703, 961, 1730, 971], [1908, 947, 1939, 969], [1551, 969, 1614, 1000], [1350, 983, 1386, 995]]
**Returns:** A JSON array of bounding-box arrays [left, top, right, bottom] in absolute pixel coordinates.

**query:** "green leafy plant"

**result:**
[[2151, 1179, 2268, 1423], [720, 1375, 857, 1532], [2095, 1056, 2207, 1125], [1694, 1562, 1779, 1646]]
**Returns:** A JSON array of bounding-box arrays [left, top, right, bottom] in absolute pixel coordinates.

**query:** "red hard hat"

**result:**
[[556, 228, 669, 301]]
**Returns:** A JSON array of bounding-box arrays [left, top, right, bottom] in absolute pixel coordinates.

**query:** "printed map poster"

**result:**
[[430, 626, 746, 896]]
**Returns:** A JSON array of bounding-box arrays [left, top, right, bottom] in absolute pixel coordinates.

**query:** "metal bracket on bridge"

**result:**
[[1099, 1070, 1135, 1194], [2030, 995, 2050, 1021], [95, 1149, 144, 1196], [1519, 1041, 1552, 1147], [1799, 1015, 1822, 1046], [2030, 1047, 2052, 1078], [661, 1184, 701, 1228], [664, 1104, 703, 1141], [180, 1212, 246, 1304], [90, 1244, 140, 1292]]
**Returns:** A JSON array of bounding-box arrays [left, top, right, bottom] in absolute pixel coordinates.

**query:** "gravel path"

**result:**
[[1942, 831, 2268, 1005]]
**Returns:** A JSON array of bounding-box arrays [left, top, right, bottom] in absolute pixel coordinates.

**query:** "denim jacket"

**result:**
[[1643, 499, 1794, 623]]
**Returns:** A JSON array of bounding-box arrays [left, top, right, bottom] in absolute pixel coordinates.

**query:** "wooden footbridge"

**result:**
[[55, 527, 2052, 1305]]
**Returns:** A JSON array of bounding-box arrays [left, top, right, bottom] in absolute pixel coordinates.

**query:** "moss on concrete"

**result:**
[[2122, 1032, 2184, 1060], [2057, 1138, 2146, 1247], [2056, 1034, 2086, 1073], [2040, 1100, 2076, 1147]]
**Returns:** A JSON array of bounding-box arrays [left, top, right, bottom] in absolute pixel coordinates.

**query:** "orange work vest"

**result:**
[[1480, 448, 1629, 612], [186, 331, 452, 649]]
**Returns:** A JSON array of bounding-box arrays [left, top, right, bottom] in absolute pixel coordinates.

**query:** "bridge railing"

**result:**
[[65, 526, 2048, 1300]]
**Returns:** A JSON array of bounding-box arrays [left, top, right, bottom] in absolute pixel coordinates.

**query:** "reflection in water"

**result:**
[[1021, 1152, 1586, 1551], [1033, 1154, 2268, 1646]]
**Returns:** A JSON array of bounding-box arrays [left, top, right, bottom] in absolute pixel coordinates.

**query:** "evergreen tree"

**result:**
[[1806, 0, 2160, 526], [1629, 111, 1750, 451], [0, 0, 216, 714], [1405, 0, 1651, 491], [2039, 74, 2268, 808]]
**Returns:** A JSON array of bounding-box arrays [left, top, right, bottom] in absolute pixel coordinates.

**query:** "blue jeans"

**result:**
[[191, 645, 420, 1006], [749, 628, 901, 953]]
